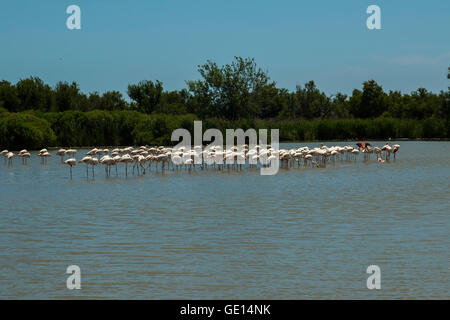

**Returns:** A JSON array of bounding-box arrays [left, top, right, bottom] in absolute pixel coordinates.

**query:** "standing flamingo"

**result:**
[[351, 149, 360, 161], [66, 149, 77, 158], [21, 152, 31, 164], [6, 152, 14, 165], [356, 141, 363, 151], [42, 152, 51, 164], [120, 154, 133, 177], [392, 144, 400, 159], [56, 149, 67, 162], [39, 149, 51, 164], [18, 150, 29, 164], [381, 143, 392, 160], [112, 155, 122, 176], [89, 157, 99, 177], [79, 156, 92, 178], [64, 158, 77, 179], [1, 150, 8, 164]]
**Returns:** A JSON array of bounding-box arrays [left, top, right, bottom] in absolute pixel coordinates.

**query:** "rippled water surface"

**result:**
[[0, 141, 449, 299]]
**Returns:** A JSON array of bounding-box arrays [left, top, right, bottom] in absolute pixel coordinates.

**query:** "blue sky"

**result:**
[[0, 0, 449, 98]]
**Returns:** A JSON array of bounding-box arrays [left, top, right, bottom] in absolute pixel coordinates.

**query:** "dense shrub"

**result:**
[[0, 110, 448, 150], [0, 113, 56, 149]]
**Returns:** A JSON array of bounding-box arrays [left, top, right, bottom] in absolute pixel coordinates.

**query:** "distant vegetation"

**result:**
[[0, 58, 449, 149]]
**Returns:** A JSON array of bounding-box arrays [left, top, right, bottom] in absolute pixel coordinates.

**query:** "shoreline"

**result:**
[[2, 138, 448, 152]]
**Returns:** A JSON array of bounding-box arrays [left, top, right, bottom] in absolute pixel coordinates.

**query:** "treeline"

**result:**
[[0, 109, 447, 150], [1, 57, 449, 121], [0, 58, 449, 148]]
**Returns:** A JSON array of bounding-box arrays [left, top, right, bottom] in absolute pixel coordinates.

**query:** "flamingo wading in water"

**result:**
[[64, 158, 77, 179]]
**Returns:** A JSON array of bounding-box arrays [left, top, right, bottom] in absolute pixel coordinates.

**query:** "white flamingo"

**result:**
[[20, 151, 31, 164], [56, 148, 67, 162], [120, 154, 133, 177], [79, 156, 92, 178], [6, 152, 14, 165], [89, 157, 99, 177], [18, 149, 29, 164], [38, 149, 51, 164], [64, 158, 77, 179], [2, 141, 401, 178]]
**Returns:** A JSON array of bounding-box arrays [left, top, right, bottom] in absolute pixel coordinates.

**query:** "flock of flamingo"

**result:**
[[1, 142, 400, 179]]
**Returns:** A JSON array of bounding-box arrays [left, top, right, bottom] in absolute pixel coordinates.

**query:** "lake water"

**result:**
[[0, 141, 449, 299]]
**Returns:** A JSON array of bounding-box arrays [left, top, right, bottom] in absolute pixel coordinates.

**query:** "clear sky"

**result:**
[[0, 0, 449, 97]]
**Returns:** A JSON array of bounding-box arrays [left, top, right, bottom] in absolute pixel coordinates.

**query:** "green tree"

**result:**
[[87, 92, 102, 111], [250, 84, 287, 118], [290, 81, 329, 119], [329, 93, 350, 118], [15, 77, 54, 111], [437, 67, 450, 136], [54, 81, 86, 112], [0, 80, 21, 112], [349, 80, 387, 118], [155, 89, 189, 114], [127, 80, 163, 113], [187, 56, 271, 120], [100, 91, 128, 111]]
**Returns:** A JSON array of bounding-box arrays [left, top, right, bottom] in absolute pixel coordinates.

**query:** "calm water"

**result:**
[[0, 141, 449, 299]]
